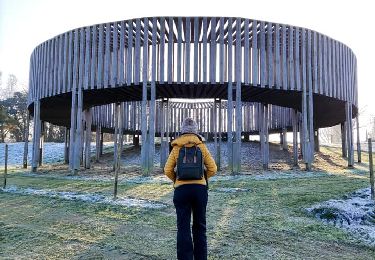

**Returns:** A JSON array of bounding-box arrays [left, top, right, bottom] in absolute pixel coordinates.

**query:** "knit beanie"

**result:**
[[181, 117, 198, 134]]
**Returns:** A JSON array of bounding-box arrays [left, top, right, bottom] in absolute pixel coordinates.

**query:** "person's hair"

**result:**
[[180, 117, 198, 134]]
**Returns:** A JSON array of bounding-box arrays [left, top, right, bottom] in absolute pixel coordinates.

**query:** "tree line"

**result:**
[[0, 71, 65, 143]]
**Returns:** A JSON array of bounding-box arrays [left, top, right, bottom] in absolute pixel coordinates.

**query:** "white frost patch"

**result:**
[[1, 185, 167, 209], [307, 188, 375, 246], [214, 187, 250, 193]]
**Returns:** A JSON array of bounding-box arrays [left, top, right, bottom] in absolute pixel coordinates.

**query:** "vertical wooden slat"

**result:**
[[260, 21, 266, 87], [244, 19, 250, 85], [104, 23, 111, 88], [267, 22, 273, 87], [111, 22, 118, 87], [127, 20, 134, 85], [252, 19, 259, 86], [90, 26, 97, 88], [288, 26, 294, 90], [193, 17, 199, 84], [168, 17, 174, 84], [202, 17, 208, 83], [294, 27, 301, 91], [219, 17, 225, 84], [84, 26, 91, 89], [159, 17, 165, 83], [185, 17, 191, 83], [281, 24, 287, 89], [97, 24, 104, 88], [210, 17, 217, 84], [119, 21, 125, 85], [275, 24, 281, 88]]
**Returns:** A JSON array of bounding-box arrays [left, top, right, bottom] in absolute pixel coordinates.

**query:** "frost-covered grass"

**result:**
[[1, 170, 375, 259], [307, 188, 375, 246]]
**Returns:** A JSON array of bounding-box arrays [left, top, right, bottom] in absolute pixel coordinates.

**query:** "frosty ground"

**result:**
[[1, 141, 375, 259]]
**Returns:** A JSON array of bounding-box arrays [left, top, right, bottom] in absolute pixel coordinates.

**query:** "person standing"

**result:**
[[164, 117, 217, 260]]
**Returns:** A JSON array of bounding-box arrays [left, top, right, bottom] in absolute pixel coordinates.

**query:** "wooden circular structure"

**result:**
[[28, 17, 358, 173]]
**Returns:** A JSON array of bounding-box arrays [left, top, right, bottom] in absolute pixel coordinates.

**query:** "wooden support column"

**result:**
[[214, 99, 219, 167], [292, 109, 299, 166], [69, 85, 78, 171], [301, 29, 314, 171], [314, 130, 320, 152], [64, 127, 69, 164], [73, 87, 83, 173], [23, 114, 30, 168], [95, 126, 101, 162], [160, 99, 169, 168], [341, 122, 347, 158], [282, 128, 288, 150], [260, 103, 269, 169], [233, 18, 242, 174], [31, 100, 41, 172], [218, 99, 222, 171], [100, 132, 104, 155], [113, 102, 123, 199], [39, 122, 45, 166], [84, 108, 92, 169], [346, 102, 354, 168], [227, 18, 234, 173], [356, 116, 361, 163]]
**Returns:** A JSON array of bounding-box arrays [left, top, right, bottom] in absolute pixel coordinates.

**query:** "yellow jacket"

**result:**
[[164, 134, 217, 188]]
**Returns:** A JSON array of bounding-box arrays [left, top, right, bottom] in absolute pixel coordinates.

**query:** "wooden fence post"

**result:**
[[23, 114, 30, 168], [3, 144, 8, 189], [369, 138, 374, 199]]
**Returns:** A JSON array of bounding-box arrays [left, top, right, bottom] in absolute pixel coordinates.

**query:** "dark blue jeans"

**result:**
[[173, 184, 208, 260]]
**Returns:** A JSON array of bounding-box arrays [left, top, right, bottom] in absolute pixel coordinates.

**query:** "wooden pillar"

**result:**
[[73, 87, 83, 173], [314, 130, 320, 152], [84, 108, 92, 169], [113, 102, 123, 199], [69, 87, 78, 170], [31, 100, 41, 172], [292, 109, 298, 166], [95, 126, 101, 162], [233, 18, 242, 174], [133, 135, 139, 146], [260, 103, 269, 169], [356, 115, 361, 163], [341, 122, 347, 158], [100, 132, 104, 155], [346, 102, 354, 168], [64, 127, 69, 164], [39, 122, 45, 166], [218, 99, 222, 171], [160, 99, 169, 168], [23, 114, 30, 168], [282, 128, 288, 150]]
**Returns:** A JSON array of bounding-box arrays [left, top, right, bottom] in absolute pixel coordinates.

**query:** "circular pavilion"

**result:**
[[27, 16, 358, 174]]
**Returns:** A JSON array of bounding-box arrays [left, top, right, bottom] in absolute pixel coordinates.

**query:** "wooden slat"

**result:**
[[219, 17, 224, 84], [119, 21, 125, 85], [97, 24, 104, 88], [260, 21, 266, 87], [84, 26, 91, 90], [104, 23, 111, 88], [202, 17, 208, 83], [288, 26, 294, 90], [210, 17, 217, 84], [185, 17, 191, 83], [111, 22, 118, 87], [244, 19, 250, 85], [167, 17, 173, 84], [126, 20, 134, 85], [252, 20, 258, 86], [281, 24, 287, 89], [176, 17, 182, 84], [267, 22, 273, 87], [294, 27, 301, 91], [275, 24, 281, 89], [90, 26, 97, 89], [159, 17, 165, 83]]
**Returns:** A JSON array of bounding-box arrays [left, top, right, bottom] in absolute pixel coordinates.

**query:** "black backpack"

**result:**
[[176, 142, 204, 180]]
